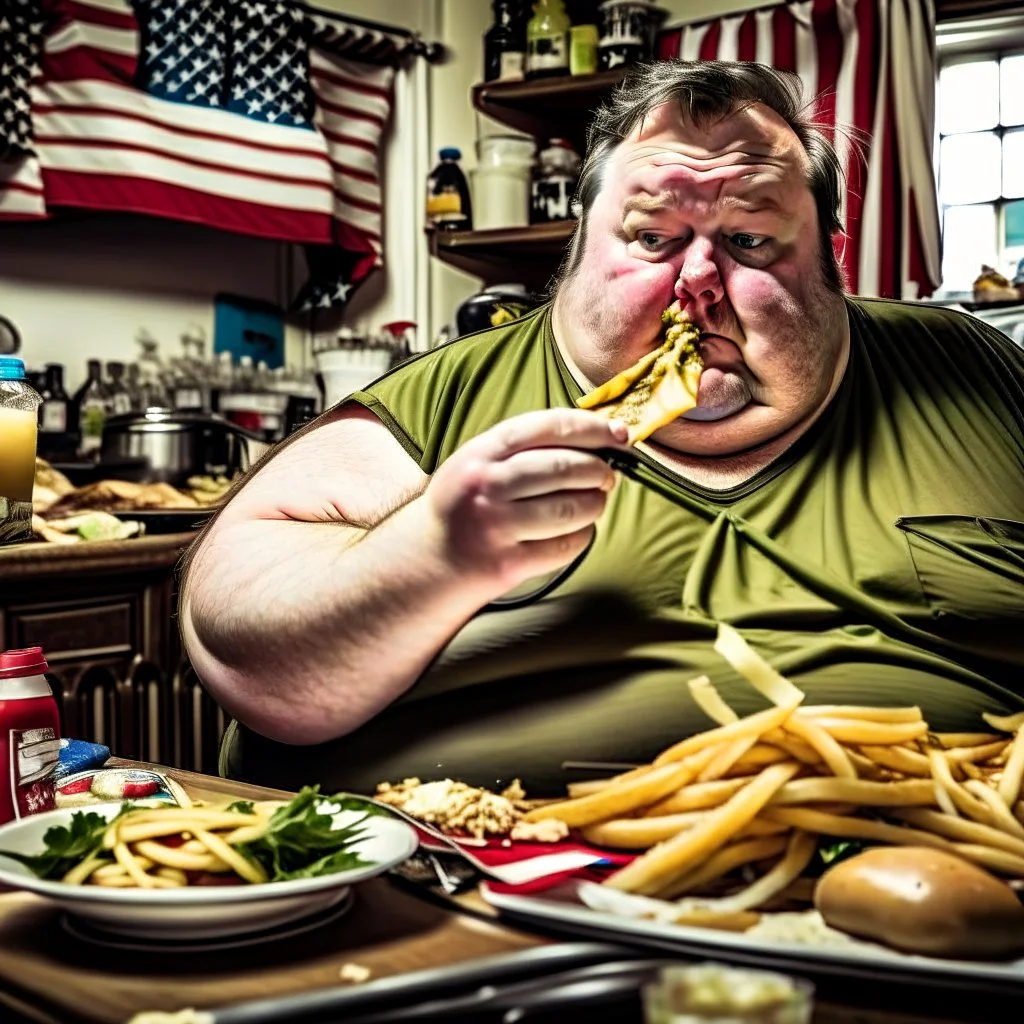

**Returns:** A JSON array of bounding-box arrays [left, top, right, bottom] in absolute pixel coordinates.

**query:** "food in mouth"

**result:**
[[577, 301, 703, 444]]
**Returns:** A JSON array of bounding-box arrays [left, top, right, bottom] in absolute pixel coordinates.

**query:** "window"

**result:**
[[936, 50, 1024, 293]]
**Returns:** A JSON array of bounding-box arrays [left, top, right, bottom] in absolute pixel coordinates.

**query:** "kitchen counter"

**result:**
[[0, 529, 223, 774], [0, 530, 195, 578]]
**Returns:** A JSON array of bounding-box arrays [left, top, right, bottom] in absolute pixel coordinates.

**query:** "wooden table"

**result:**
[[0, 763, 1005, 1024]]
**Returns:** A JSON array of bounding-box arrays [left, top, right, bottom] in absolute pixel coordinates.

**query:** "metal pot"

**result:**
[[100, 409, 266, 487]]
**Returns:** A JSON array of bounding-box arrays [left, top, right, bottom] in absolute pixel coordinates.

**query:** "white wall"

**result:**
[[0, 0, 431, 393]]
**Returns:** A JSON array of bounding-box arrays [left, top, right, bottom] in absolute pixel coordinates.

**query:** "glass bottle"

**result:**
[[484, 0, 527, 82], [425, 148, 473, 232], [125, 363, 143, 412], [526, 0, 570, 80], [39, 363, 69, 435], [135, 331, 169, 410], [77, 358, 108, 456], [531, 137, 582, 223], [106, 361, 132, 416], [0, 356, 41, 544]]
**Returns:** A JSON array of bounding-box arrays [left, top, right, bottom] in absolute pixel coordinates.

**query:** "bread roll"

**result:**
[[814, 846, 1024, 959]]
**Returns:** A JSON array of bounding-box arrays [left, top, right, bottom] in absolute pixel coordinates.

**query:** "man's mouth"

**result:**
[[682, 334, 753, 421]]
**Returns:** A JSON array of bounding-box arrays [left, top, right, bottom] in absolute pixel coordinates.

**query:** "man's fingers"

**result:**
[[486, 448, 617, 501], [496, 488, 611, 542], [473, 408, 630, 461], [518, 525, 596, 570]]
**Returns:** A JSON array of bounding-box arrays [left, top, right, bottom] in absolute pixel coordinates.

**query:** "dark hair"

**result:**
[[553, 60, 845, 293]]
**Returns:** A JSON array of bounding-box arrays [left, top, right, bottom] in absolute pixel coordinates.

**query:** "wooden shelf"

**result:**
[[472, 69, 627, 146], [429, 221, 576, 287]]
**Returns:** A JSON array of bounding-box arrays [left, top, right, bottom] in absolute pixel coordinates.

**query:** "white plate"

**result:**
[[0, 802, 417, 940], [481, 880, 1024, 993], [61, 887, 355, 953]]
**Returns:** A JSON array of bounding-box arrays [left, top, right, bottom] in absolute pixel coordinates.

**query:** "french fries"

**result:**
[[526, 623, 1024, 920]]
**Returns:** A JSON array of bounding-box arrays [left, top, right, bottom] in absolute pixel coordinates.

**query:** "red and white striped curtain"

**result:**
[[656, 0, 941, 300]]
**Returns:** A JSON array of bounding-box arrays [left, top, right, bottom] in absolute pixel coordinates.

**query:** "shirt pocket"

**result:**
[[896, 515, 1024, 660]]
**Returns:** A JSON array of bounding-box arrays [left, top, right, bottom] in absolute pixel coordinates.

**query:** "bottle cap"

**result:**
[[0, 647, 50, 680], [0, 356, 26, 381], [439, 147, 462, 160]]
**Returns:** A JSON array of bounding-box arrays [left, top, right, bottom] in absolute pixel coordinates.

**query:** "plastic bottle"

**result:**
[[426, 148, 473, 232], [0, 356, 41, 544], [526, 0, 570, 80], [0, 646, 61, 823]]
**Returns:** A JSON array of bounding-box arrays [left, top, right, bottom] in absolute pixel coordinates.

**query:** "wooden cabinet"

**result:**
[[430, 69, 626, 287], [0, 533, 226, 774]]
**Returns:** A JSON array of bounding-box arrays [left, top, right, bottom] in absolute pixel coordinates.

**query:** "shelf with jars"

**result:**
[[429, 220, 575, 289], [431, 70, 624, 285], [471, 68, 627, 151]]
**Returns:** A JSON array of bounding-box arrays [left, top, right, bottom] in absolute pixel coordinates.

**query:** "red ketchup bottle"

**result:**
[[0, 647, 61, 824]]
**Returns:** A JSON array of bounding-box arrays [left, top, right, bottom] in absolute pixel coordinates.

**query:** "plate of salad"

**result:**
[[0, 788, 418, 940]]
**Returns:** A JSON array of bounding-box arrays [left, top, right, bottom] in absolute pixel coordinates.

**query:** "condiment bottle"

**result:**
[[0, 356, 41, 545], [484, 0, 527, 82], [426, 148, 473, 232], [531, 138, 581, 223], [0, 647, 62, 824], [526, 0, 570, 79]]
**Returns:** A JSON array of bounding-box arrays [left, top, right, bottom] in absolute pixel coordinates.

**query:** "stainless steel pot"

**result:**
[[100, 409, 266, 486]]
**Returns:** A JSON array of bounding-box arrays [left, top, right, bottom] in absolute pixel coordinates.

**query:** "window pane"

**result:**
[[940, 132, 1001, 205], [1003, 128, 1024, 198], [1005, 199, 1024, 249], [941, 204, 997, 292], [1000, 55, 1024, 127], [940, 60, 999, 134]]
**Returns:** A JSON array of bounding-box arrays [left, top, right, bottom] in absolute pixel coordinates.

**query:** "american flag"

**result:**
[[656, 0, 941, 301], [0, 0, 402, 311]]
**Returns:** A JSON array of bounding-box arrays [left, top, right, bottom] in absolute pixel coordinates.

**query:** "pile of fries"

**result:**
[[524, 625, 1024, 923]]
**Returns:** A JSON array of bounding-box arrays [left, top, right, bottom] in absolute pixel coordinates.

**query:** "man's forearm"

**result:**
[[181, 498, 498, 745]]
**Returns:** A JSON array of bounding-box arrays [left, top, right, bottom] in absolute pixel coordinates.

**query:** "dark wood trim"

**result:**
[[0, 532, 195, 580], [935, 0, 1022, 21]]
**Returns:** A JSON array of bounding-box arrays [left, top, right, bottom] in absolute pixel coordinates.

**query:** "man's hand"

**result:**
[[415, 408, 630, 593]]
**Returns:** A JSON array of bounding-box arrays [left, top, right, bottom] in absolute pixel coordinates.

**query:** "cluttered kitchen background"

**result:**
[[1, 0, 1022, 773]]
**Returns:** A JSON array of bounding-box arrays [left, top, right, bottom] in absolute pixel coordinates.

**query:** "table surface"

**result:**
[[0, 762, 1002, 1024]]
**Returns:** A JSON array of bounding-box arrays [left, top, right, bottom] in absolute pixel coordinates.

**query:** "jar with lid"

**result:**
[[0, 646, 61, 824], [598, 0, 657, 71], [0, 356, 41, 545], [473, 134, 537, 230], [531, 138, 581, 224], [526, 0, 570, 79], [484, 0, 527, 82]]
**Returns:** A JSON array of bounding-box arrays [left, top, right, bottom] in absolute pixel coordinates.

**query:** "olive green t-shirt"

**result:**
[[225, 297, 1024, 795]]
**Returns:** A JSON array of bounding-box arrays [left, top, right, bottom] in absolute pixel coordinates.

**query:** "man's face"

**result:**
[[554, 100, 849, 457]]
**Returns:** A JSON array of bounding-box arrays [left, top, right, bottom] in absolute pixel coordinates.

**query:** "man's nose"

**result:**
[[674, 239, 724, 308]]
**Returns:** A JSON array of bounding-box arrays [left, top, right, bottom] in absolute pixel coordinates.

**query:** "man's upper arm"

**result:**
[[214, 403, 427, 531]]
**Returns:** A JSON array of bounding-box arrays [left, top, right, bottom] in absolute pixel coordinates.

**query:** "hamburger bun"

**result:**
[[814, 846, 1024, 959]]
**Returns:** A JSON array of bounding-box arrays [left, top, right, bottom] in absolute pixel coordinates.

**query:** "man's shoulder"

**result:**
[[847, 295, 1024, 367], [848, 294, 987, 335], [384, 303, 552, 381]]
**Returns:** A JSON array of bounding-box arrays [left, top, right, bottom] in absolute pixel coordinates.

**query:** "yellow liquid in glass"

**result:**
[[0, 406, 38, 502]]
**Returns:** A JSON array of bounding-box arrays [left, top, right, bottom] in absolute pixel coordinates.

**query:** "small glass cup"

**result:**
[[642, 962, 815, 1024]]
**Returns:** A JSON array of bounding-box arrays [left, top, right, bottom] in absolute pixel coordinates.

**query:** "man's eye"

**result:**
[[729, 233, 769, 250], [637, 232, 664, 252]]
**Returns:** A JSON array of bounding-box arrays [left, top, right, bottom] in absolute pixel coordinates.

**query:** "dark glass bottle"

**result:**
[[38, 363, 69, 436], [74, 358, 108, 456], [425, 148, 473, 232], [484, 0, 526, 82]]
